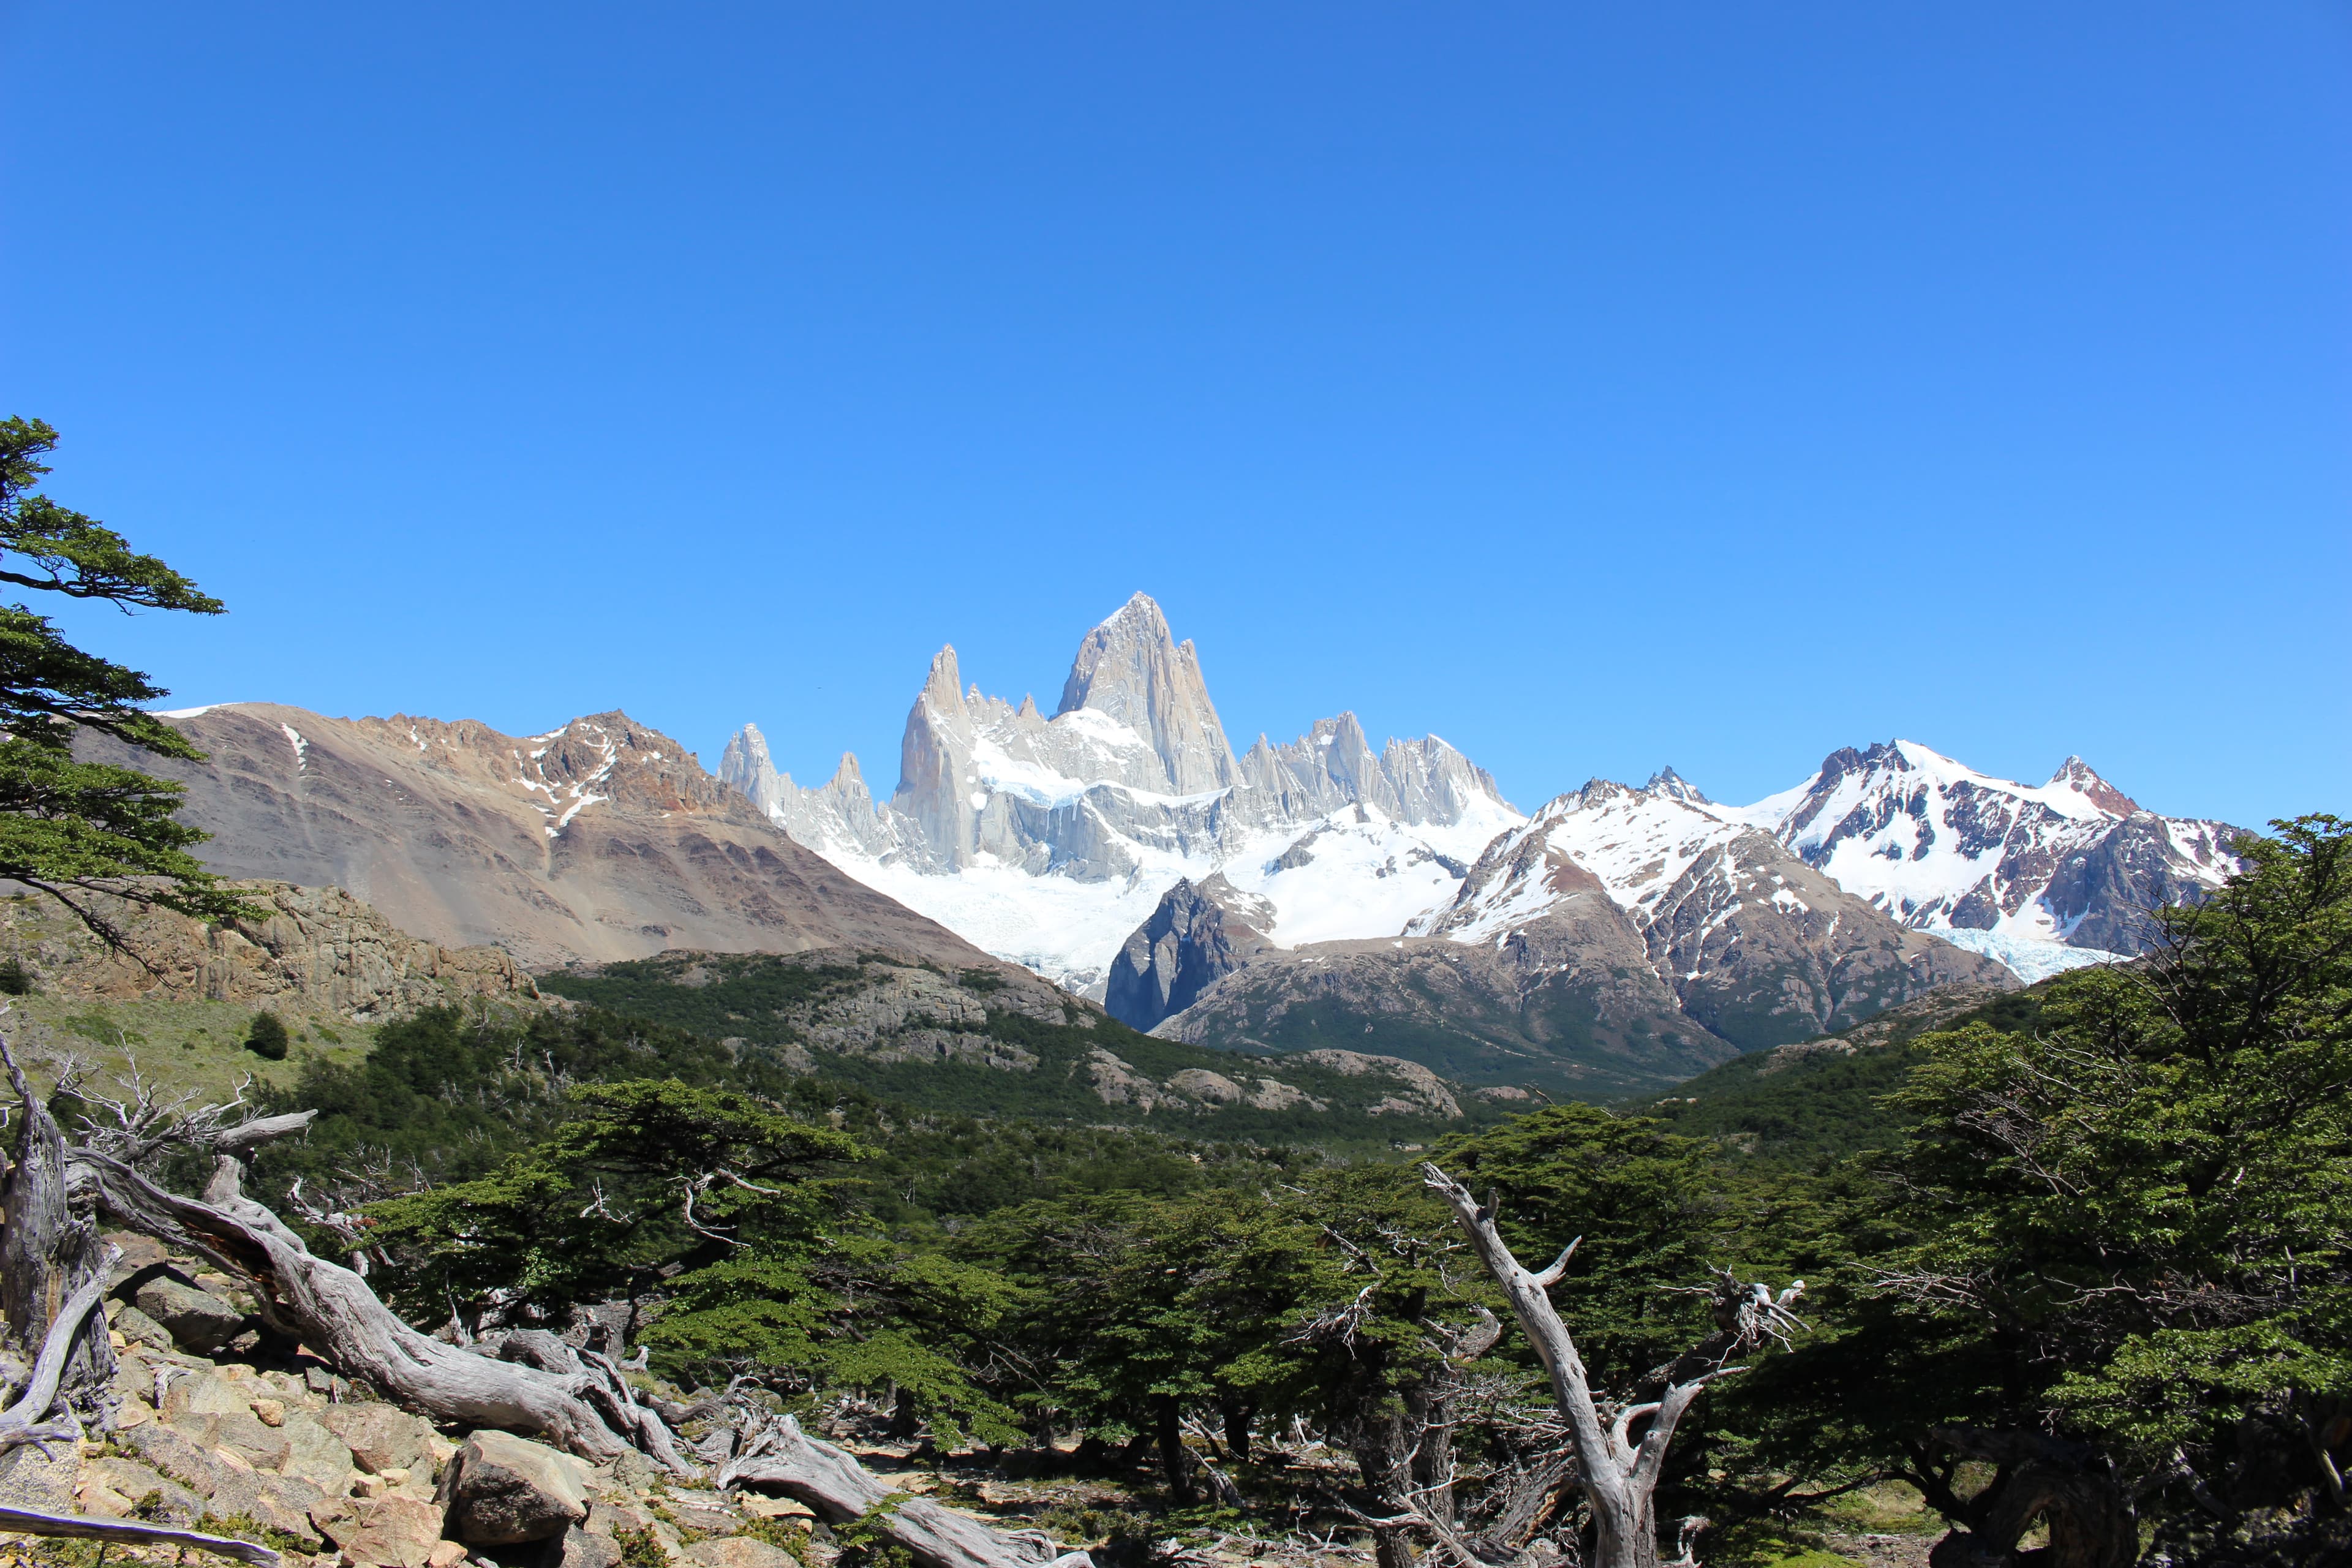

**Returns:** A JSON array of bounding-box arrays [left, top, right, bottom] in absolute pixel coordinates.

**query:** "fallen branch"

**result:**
[[717, 1413, 1093, 1568], [0, 1503, 281, 1567], [0, 1267, 115, 1454]]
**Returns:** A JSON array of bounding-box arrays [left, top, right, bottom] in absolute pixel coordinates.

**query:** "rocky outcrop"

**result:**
[[77, 706, 986, 971], [1056, 592, 1238, 797], [1, 882, 537, 1017], [1104, 875, 1273, 1031]]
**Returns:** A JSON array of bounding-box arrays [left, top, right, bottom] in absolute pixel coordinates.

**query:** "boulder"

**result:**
[[437, 1431, 589, 1545], [322, 1400, 438, 1475], [684, 1539, 801, 1568], [0, 1440, 81, 1512], [119, 1421, 231, 1498], [134, 1275, 246, 1355], [318, 1493, 448, 1568], [279, 1411, 359, 1491], [548, 1524, 624, 1568], [86, 1458, 202, 1524], [113, 1302, 176, 1352]]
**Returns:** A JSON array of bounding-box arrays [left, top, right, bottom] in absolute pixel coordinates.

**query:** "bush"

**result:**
[[0, 956, 34, 995], [244, 1011, 290, 1060]]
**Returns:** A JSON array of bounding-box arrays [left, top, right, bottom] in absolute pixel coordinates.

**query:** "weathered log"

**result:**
[[717, 1414, 1093, 1568], [0, 1502, 281, 1566], [67, 1146, 697, 1474]]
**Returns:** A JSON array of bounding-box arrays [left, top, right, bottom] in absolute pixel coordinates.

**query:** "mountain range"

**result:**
[[717, 594, 2248, 1091], [81, 593, 2248, 1098]]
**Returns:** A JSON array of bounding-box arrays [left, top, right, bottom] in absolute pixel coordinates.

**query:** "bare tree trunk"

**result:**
[[718, 1413, 1091, 1568], [1220, 1396, 1253, 1466], [0, 1502, 285, 1566], [67, 1147, 696, 1474], [0, 1042, 115, 1420], [1152, 1393, 1193, 1504], [1422, 1164, 1801, 1568]]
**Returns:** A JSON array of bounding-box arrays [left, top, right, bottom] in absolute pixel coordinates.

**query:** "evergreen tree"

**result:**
[[243, 1010, 290, 1060], [0, 417, 256, 944]]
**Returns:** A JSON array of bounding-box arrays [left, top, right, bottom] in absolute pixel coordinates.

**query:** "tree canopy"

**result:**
[[0, 415, 254, 941]]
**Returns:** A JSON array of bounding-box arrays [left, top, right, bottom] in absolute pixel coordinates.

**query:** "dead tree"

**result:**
[[1423, 1163, 1804, 1568]]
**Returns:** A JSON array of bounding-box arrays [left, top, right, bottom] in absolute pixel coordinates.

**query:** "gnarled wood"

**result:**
[[0, 1502, 282, 1566], [717, 1414, 1093, 1568], [1423, 1162, 1803, 1568], [0, 1034, 116, 1422], [67, 1145, 698, 1474], [0, 1267, 115, 1453]]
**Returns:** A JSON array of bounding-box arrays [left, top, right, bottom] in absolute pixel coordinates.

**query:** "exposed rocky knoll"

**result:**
[[1760, 740, 2245, 954], [77, 705, 986, 971], [0, 884, 537, 1017], [541, 949, 1475, 1123], [1147, 775, 2013, 1096]]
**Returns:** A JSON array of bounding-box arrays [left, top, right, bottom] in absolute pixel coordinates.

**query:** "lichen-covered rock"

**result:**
[[279, 1410, 359, 1491], [437, 1430, 590, 1545], [684, 1539, 801, 1568]]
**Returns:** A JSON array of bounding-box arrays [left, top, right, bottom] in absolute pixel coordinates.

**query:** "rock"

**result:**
[[120, 1420, 230, 1498], [0, 1439, 82, 1512], [684, 1539, 801, 1568], [134, 1275, 247, 1355], [322, 1401, 438, 1475], [280, 1411, 360, 1492], [547, 1524, 624, 1568], [252, 1397, 288, 1427], [112, 1306, 177, 1354], [89, 1458, 202, 1524], [324, 1493, 447, 1568], [437, 1431, 590, 1545], [427, 1543, 470, 1568], [209, 1469, 330, 1551]]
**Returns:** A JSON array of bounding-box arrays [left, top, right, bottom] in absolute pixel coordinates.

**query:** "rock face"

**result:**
[[80, 705, 987, 971], [720, 593, 1521, 991], [1105, 875, 1273, 1031], [438, 1431, 591, 1545], [2, 881, 536, 1016]]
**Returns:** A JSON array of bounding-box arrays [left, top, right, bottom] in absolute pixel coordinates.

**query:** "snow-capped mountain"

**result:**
[[718, 594, 1522, 993], [1734, 741, 2245, 974]]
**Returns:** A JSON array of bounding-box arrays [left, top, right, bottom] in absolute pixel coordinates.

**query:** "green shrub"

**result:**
[[0, 956, 34, 995], [244, 1011, 290, 1060]]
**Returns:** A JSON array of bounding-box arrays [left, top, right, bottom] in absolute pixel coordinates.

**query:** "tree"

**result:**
[[0, 415, 257, 944], [1859, 816, 2352, 1567], [244, 1009, 290, 1060]]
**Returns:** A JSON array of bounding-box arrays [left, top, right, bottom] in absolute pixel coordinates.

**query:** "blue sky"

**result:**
[[3, 4, 2345, 824]]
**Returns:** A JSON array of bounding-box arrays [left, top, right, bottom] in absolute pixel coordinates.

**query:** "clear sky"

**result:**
[[3, 4, 2345, 824]]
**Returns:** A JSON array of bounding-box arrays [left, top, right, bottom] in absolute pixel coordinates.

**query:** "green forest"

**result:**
[[179, 815, 2347, 1568]]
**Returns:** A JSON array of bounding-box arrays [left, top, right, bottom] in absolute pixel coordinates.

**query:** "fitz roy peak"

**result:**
[[719, 594, 1521, 992]]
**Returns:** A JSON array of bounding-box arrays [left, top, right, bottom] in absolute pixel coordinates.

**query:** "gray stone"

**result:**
[[437, 1430, 589, 1545], [320, 1400, 434, 1474], [279, 1410, 358, 1491], [0, 1439, 79, 1511], [120, 1420, 230, 1498], [134, 1275, 246, 1355], [545, 1523, 624, 1568], [114, 1303, 176, 1355]]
